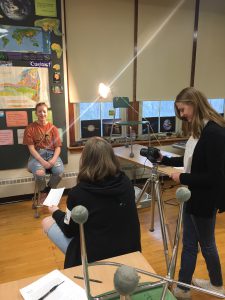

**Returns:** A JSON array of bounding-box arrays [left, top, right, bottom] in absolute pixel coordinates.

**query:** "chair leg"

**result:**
[[32, 182, 42, 218]]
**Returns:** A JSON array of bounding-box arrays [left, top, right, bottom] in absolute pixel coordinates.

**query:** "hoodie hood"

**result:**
[[78, 172, 131, 198]]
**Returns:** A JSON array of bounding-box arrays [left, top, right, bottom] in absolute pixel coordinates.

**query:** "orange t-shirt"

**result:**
[[23, 122, 62, 150]]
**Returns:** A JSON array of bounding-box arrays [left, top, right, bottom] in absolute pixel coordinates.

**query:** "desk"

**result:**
[[0, 252, 156, 300], [172, 141, 187, 150], [114, 144, 180, 177]]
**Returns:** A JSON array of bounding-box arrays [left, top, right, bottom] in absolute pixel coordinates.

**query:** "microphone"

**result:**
[[175, 187, 191, 203], [71, 205, 91, 299], [114, 265, 139, 299]]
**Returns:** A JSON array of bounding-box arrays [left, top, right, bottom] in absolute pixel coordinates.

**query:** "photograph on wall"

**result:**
[[142, 117, 159, 134], [51, 85, 63, 94], [0, 0, 33, 21], [53, 71, 60, 83], [0, 66, 50, 109], [81, 120, 101, 138], [160, 116, 176, 133], [0, 25, 51, 54]]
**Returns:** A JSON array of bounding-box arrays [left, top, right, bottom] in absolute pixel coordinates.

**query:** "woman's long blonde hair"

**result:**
[[174, 87, 225, 138], [77, 137, 121, 183]]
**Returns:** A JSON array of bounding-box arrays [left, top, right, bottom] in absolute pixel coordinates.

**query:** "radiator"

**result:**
[[0, 172, 77, 198]]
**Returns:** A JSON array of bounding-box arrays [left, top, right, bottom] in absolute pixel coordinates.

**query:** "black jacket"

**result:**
[[162, 121, 225, 217], [52, 172, 141, 268]]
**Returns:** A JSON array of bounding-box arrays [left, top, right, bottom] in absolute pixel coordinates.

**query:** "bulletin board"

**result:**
[[0, 0, 68, 170]]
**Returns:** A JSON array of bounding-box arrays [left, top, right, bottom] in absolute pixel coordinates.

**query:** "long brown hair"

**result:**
[[77, 137, 121, 183], [174, 87, 225, 138]]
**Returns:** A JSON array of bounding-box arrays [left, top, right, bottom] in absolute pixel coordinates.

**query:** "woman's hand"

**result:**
[[48, 205, 59, 214], [48, 158, 56, 167], [170, 172, 181, 183], [42, 160, 52, 169]]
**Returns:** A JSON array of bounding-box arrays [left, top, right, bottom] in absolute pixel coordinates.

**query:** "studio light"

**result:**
[[98, 83, 111, 99]]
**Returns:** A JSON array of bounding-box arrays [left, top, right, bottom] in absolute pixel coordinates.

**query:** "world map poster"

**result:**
[[0, 66, 50, 109], [0, 25, 50, 53]]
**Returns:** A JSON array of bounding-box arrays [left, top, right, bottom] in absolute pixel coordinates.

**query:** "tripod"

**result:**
[[136, 163, 173, 271]]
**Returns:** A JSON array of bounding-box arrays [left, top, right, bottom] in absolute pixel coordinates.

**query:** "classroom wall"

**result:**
[[0, 0, 72, 198], [1, 0, 225, 198]]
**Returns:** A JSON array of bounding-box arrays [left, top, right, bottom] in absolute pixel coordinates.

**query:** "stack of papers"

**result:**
[[20, 269, 87, 300], [43, 188, 65, 207]]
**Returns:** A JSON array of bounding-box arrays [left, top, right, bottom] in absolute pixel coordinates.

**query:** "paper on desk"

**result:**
[[174, 167, 184, 172], [43, 188, 65, 207], [20, 269, 87, 300]]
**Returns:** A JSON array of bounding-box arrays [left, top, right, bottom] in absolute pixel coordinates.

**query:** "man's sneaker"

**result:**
[[192, 278, 225, 295], [173, 286, 191, 300]]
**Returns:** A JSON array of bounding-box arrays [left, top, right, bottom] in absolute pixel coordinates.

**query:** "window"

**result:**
[[142, 100, 176, 134], [208, 98, 224, 115], [78, 99, 181, 140], [78, 102, 120, 139]]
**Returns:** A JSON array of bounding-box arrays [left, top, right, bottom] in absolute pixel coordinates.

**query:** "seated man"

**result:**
[[23, 102, 64, 203]]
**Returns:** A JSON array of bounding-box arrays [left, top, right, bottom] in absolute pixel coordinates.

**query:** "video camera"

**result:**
[[140, 147, 160, 163]]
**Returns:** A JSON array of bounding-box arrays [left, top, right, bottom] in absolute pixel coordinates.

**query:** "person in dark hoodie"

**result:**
[[42, 136, 141, 268]]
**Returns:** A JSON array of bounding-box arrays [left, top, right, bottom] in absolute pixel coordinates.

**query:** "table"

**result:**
[[172, 140, 187, 150], [114, 143, 180, 177], [0, 252, 157, 300]]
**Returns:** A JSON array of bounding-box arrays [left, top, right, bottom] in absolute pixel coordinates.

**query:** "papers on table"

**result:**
[[43, 188, 65, 207], [174, 167, 184, 172], [20, 269, 87, 300]]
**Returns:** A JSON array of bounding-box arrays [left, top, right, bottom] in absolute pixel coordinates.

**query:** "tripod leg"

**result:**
[[149, 180, 156, 232], [135, 178, 151, 206], [154, 180, 170, 271]]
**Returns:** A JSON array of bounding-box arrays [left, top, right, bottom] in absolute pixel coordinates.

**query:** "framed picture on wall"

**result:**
[[142, 117, 159, 134], [160, 116, 176, 133], [81, 120, 101, 138]]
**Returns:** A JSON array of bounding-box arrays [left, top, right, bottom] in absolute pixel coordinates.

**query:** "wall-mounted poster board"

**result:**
[[0, 0, 67, 170]]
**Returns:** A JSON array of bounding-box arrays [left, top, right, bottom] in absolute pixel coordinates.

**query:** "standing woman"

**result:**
[[23, 102, 64, 203], [160, 87, 225, 299], [42, 137, 141, 268]]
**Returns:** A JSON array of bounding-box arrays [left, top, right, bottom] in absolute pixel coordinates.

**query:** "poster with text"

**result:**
[[0, 66, 50, 109]]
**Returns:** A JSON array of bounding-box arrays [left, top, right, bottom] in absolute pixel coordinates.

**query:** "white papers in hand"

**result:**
[[43, 188, 65, 207], [20, 269, 87, 300]]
